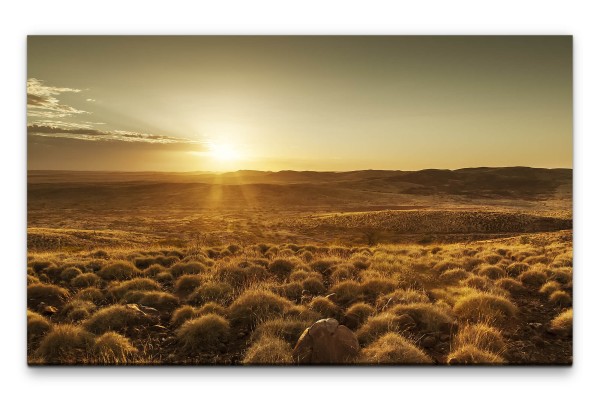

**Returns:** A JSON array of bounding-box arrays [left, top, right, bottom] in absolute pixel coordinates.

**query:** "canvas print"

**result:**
[[27, 36, 572, 365]]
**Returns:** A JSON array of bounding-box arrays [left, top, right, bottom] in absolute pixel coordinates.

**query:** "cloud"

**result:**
[[27, 78, 89, 118], [27, 124, 201, 145]]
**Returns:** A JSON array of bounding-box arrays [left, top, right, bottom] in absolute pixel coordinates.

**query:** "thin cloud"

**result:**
[[28, 124, 201, 145], [27, 78, 89, 118]]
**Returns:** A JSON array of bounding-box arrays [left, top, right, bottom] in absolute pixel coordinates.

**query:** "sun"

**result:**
[[209, 142, 239, 161]]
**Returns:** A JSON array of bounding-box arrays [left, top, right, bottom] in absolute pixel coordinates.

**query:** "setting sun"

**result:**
[[209, 142, 240, 161]]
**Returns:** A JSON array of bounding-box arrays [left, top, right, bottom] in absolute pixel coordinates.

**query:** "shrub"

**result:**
[[496, 278, 526, 294], [477, 265, 505, 280], [453, 323, 505, 354], [343, 302, 375, 330], [71, 273, 101, 288], [188, 281, 233, 305], [330, 281, 363, 306], [267, 259, 295, 280], [174, 274, 204, 296], [60, 267, 82, 281], [176, 314, 230, 354], [549, 308, 573, 336], [242, 336, 293, 365], [228, 289, 291, 329], [27, 310, 51, 343], [360, 332, 432, 364], [308, 297, 340, 318], [35, 324, 95, 364], [92, 332, 137, 364], [519, 270, 547, 287], [171, 262, 205, 277], [84, 305, 152, 334], [453, 293, 517, 323], [376, 289, 429, 310], [170, 305, 199, 327], [447, 345, 506, 364], [389, 303, 455, 332], [27, 283, 70, 309], [108, 278, 161, 299], [302, 277, 326, 295], [439, 268, 470, 282], [549, 290, 572, 307], [98, 261, 141, 281]]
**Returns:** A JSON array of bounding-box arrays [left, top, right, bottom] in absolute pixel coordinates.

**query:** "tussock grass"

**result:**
[[187, 281, 233, 305], [439, 268, 470, 282], [477, 265, 505, 280], [173, 274, 204, 296], [376, 289, 429, 310], [74, 288, 104, 303], [61, 300, 97, 321], [27, 283, 70, 309], [518, 268, 548, 287], [170, 262, 205, 277], [360, 333, 432, 364], [252, 318, 310, 345], [127, 291, 179, 312], [170, 305, 199, 327], [98, 261, 141, 281], [92, 332, 137, 364], [197, 302, 227, 316], [356, 312, 407, 345], [453, 323, 505, 354], [343, 302, 375, 330], [308, 296, 340, 319], [71, 273, 101, 288], [35, 324, 95, 364], [242, 335, 293, 365], [108, 278, 161, 299], [388, 302, 455, 332], [176, 314, 230, 354], [84, 305, 153, 334], [228, 289, 291, 329], [27, 310, 52, 343], [539, 280, 562, 295], [549, 308, 573, 336], [301, 277, 326, 295], [496, 278, 526, 294], [330, 280, 363, 306], [506, 262, 529, 277], [453, 293, 517, 323], [60, 267, 82, 281], [549, 290, 571, 307], [267, 259, 295, 280], [361, 278, 397, 302], [447, 345, 506, 364]]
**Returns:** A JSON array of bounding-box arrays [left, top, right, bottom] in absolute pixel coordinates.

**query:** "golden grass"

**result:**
[[549, 308, 573, 336], [97, 261, 141, 281], [35, 324, 95, 364], [243, 335, 294, 365], [447, 345, 506, 364], [92, 331, 137, 364], [360, 333, 432, 364], [453, 293, 517, 323], [27, 283, 70, 309], [228, 289, 291, 329], [176, 314, 230, 354]]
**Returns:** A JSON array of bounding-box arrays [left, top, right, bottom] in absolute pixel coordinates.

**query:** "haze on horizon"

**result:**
[[27, 36, 572, 172]]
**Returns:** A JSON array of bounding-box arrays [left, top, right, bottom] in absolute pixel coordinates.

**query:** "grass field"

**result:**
[[26, 168, 573, 365]]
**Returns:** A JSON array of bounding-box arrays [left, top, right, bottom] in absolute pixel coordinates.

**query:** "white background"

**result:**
[[1, 1, 598, 400]]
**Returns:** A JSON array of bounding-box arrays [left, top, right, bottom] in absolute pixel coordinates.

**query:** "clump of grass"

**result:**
[[242, 335, 293, 365], [197, 302, 227, 316], [214, 264, 249, 288], [170, 305, 199, 327], [127, 291, 179, 312], [27, 275, 40, 285], [27, 283, 70, 309], [361, 278, 397, 302], [549, 290, 572, 307], [343, 302, 375, 330], [549, 308, 572, 336], [453, 293, 517, 323], [155, 271, 174, 283], [27, 310, 52, 344], [453, 323, 505, 354], [252, 318, 310, 345], [84, 305, 153, 334], [60, 267, 82, 282], [388, 303, 455, 332], [92, 331, 137, 364], [35, 324, 95, 364], [330, 280, 363, 306], [548, 267, 572, 284], [376, 289, 429, 310], [267, 259, 295, 280], [74, 288, 104, 304], [276, 282, 304, 302], [356, 312, 406, 345], [477, 265, 505, 280], [173, 274, 204, 297], [144, 264, 166, 277], [439, 268, 470, 282], [133, 257, 156, 270], [61, 300, 97, 321], [31, 260, 56, 274], [228, 289, 291, 329], [289, 270, 310, 282], [447, 345, 506, 364], [98, 261, 141, 281], [359, 332, 432, 364], [519, 269, 548, 287], [71, 273, 101, 288], [539, 280, 562, 295], [308, 296, 341, 319], [170, 262, 205, 277], [187, 281, 233, 305], [108, 278, 161, 299], [506, 262, 529, 277], [461, 276, 493, 291], [496, 278, 526, 294], [176, 314, 230, 354], [302, 277, 326, 296]]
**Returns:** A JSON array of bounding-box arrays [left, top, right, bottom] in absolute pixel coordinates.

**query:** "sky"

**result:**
[[27, 36, 572, 172]]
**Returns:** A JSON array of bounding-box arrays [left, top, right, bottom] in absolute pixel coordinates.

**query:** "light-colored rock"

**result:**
[[292, 318, 360, 364]]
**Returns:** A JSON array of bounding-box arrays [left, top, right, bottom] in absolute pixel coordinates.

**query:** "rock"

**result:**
[[39, 304, 58, 315], [292, 318, 360, 364], [421, 335, 437, 349]]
